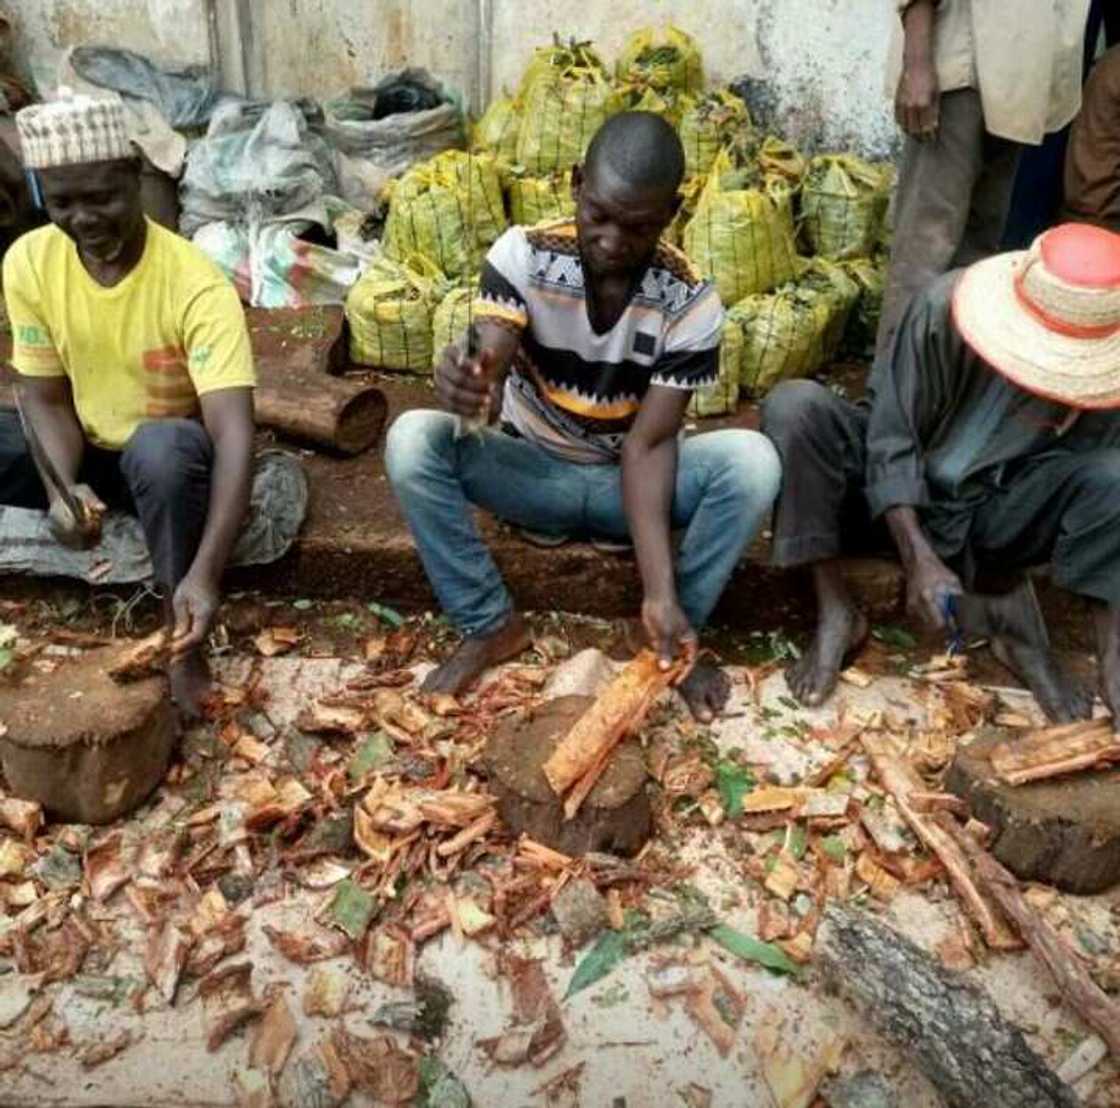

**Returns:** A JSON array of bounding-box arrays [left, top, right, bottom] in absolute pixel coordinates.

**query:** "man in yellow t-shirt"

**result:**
[[1, 94, 256, 716]]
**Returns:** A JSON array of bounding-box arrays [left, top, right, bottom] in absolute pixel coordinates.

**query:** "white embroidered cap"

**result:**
[[15, 91, 134, 170]]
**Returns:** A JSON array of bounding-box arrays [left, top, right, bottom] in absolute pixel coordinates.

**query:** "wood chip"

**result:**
[[839, 667, 873, 689], [855, 852, 901, 902], [0, 797, 43, 841], [145, 920, 192, 1005], [303, 966, 351, 1018], [764, 852, 801, 902], [254, 627, 302, 657], [199, 962, 265, 1052], [250, 995, 298, 1077], [262, 925, 348, 965], [333, 1029, 419, 1104], [79, 1030, 132, 1069]]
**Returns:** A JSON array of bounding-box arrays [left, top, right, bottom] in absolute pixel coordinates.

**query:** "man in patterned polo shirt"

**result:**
[[0, 94, 256, 716], [387, 112, 781, 720]]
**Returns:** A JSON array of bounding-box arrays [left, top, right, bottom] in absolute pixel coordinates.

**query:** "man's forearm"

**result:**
[[884, 504, 939, 571], [188, 430, 252, 584], [16, 382, 85, 489], [901, 0, 936, 64], [622, 436, 677, 602]]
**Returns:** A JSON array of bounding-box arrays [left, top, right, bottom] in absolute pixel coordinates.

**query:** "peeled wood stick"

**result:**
[[936, 812, 1120, 1060], [544, 649, 686, 796], [862, 734, 1021, 951], [107, 630, 170, 684], [989, 718, 1119, 786]]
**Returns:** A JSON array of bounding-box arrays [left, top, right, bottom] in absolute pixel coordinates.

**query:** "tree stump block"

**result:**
[[946, 727, 1120, 894], [485, 696, 651, 857], [0, 646, 176, 824]]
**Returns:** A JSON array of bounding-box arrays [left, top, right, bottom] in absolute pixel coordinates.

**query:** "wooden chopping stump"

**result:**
[[946, 726, 1120, 894], [485, 695, 651, 857], [0, 646, 176, 824]]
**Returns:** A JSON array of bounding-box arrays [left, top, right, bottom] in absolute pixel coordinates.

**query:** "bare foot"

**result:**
[[422, 613, 532, 696], [990, 636, 1093, 724], [170, 649, 211, 722], [786, 605, 869, 708], [677, 659, 731, 723]]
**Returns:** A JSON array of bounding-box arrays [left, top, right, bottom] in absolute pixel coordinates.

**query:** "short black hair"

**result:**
[[584, 111, 685, 198]]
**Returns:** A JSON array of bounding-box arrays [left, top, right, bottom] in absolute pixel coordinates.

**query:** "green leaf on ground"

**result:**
[[367, 601, 405, 628], [820, 835, 847, 864], [565, 928, 630, 999], [715, 762, 755, 819], [348, 732, 394, 783], [416, 1057, 471, 1107], [327, 879, 377, 940], [872, 624, 918, 649], [786, 824, 808, 861], [708, 924, 799, 975]]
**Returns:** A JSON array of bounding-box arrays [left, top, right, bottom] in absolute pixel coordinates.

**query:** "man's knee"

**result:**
[[121, 419, 212, 494], [384, 409, 456, 491], [1076, 450, 1120, 502], [699, 429, 782, 509], [760, 380, 838, 451]]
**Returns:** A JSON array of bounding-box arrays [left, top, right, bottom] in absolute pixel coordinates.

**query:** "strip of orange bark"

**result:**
[[990, 717, 1120, 786], [937, 812, 1120, 1060], [862, 734, 1021, 951], [544, 649, 685, 798]]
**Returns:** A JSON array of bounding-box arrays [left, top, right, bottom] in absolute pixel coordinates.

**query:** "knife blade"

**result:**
[[14, 390, 87, 528]]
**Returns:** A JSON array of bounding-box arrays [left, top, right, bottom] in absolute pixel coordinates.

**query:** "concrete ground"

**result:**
[[1, 643, 1117, 1108]]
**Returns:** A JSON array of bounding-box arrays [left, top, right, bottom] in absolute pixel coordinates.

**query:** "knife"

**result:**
[[14, 390, 89, 530]]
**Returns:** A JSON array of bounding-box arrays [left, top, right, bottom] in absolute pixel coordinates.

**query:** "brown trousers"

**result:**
[[873, 89, 1022, 370]]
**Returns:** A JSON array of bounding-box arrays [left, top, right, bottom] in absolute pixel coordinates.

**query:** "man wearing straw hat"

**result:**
[[0, 93, 256, 717], [763, 222, 1120, 722]]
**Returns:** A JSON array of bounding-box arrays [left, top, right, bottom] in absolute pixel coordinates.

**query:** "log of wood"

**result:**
[[946, 727, 1120, 894], [543, 650, 683, 819], [862, 734, 1021, 950], [935, 812, 1120, 1061], [486, 696, 651, 857], [989, 718, 1120, 786], [255, 361, 386, 455], [0, 645, 176, 823], [816, 903, 1078, 1108]]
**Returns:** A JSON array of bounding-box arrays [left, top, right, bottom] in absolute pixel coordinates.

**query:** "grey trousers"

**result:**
[[874, 89, 1023, 370], [761, 380, 1120, 607], [0, 409, 212, 591]]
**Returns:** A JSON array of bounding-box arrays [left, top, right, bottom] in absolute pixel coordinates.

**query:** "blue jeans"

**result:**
[[385, 410, 782, 636]]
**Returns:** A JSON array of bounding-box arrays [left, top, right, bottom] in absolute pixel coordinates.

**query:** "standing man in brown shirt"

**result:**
[[876, 0, 1091, 370], [1064, 44, 1120, 231]]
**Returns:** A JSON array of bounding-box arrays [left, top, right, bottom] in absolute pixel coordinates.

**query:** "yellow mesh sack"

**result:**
[[758, 136, 807, 186], [682, 151, 799, 305], [839, 254, 887, 353], [431, 282, 480, 362], [517, 38, 607, 99], [506, 168, 575, 227], [800, 154, 892, 260], [383, 150, 507, 280], [796, 257, 860, 365], [473, 95, 521, 164], [616, 26, 704, 94], [515, 61, 624, 175], [679, 90, 751, 179], [687, 311, 744, 418], [346, 254, 446, 373], [666, 174, 706, 246], [618, 83, 684, 127]]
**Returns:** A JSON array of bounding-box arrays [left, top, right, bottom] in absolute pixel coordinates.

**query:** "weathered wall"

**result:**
[[488, 0, 898, 156], [7, 0, 211, 91], [7, 0, 899, 157]]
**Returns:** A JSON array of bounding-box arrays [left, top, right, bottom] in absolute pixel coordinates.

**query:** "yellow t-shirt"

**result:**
[[3, 219, 255, 450]]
